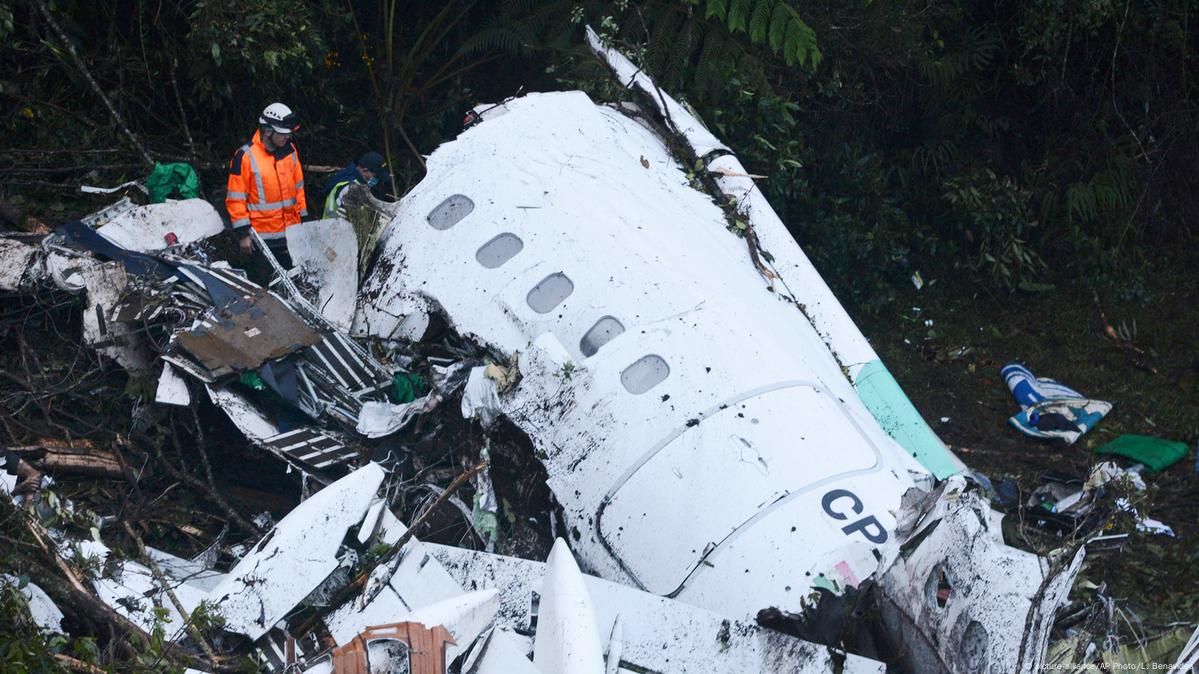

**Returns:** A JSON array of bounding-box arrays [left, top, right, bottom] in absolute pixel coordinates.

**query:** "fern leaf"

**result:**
[[769, 2, 788, 50], [704, 0, 729, 21], [749, 0, 772, 43], [727, 0, 751, 33]]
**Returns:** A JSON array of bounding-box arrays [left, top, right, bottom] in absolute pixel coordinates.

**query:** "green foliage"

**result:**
[[0, 576, 99, 672], [941, 169, 1046, 288], [186, 0, 327, 105], [702, 0, 821, 68], [1064, 159, 1133, 225]]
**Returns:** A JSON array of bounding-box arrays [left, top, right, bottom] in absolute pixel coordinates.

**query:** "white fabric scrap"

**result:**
[[462, 367, 502, 427], [356, 400, 423, 438], [1115, 498, 1174, 537], [1085, 461, 1146, 492]]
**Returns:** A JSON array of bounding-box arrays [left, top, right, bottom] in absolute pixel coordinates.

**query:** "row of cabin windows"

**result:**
[[428, 194, 670, 394]]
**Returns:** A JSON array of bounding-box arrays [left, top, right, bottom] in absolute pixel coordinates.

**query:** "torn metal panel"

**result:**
[[79, 262, 153, 372], [206, 384, 280, 441], [79, 195, 138, 228], [286, 218, 360, 331], [45, 250, 102, 292], [205, 385, 358, 472], [174, 288, 322, 378], [72, 539, 222, 637], [263, 427, 358, 470], [95, 199, 223, 252], [875, 476, 1085, 674], [2, 574, 64, 633], [324, 513, 470, 645], [155, 362, 191, 406], [56, 220, 179, 280], [208, 463, 386, 641], [462, 629, 543, 674], [304, 331, 392, 399]]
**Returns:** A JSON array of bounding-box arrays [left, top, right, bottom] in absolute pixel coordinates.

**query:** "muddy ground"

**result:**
[[855, 247, 1199, 626]]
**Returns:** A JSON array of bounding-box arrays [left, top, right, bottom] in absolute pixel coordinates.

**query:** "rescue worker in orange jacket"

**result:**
[[226, 102, 307, 268]]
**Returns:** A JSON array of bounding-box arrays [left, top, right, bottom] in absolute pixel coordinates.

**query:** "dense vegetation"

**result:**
[[3, 0, 1195, 303]]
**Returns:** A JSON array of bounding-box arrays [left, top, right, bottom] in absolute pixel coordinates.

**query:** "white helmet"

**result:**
[[259, 102, 299, 134]]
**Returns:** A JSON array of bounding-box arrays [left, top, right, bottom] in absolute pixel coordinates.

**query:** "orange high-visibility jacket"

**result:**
[[226, 130, 308, 239]]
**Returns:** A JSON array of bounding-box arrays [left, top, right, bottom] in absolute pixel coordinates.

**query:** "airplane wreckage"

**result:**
[[5, 29, 1189, 674]]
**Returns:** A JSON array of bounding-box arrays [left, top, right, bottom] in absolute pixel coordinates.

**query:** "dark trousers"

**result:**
[[244, 237, 293, 287]]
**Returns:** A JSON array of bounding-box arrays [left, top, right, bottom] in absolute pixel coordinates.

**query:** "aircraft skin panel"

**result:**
[[598, 382, 881, 595], [853, 360, 967, 478], [360, 91, 919, 619], [586, 27, 965, 480]]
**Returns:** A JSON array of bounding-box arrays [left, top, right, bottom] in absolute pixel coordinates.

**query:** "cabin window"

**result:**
[[580, 316, 625, 356], [365, 638, 411, 674], [475, 233, 523, 268], [621, 355, 669, 394], [526, 273, 573, 313], [426, 194, 474, 230]]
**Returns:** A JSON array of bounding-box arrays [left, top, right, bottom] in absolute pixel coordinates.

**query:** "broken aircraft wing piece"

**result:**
[[209, 462, 386, 641], [318, 475, 884, 673], [428, 542, 886, 674]]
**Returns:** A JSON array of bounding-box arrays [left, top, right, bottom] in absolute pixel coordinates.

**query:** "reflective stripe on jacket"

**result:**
[[226, 130, 308, 238], [323, 179, 353, 218]]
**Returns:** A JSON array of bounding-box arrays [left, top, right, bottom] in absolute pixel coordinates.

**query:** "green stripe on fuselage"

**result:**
[[854, 359, 965, 479]]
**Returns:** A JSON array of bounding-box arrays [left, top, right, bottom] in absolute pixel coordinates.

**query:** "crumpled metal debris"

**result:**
[[876, 476, 1086, 674]]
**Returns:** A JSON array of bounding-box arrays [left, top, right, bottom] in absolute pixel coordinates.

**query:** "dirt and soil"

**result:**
[[854, 248, 1199, 625]]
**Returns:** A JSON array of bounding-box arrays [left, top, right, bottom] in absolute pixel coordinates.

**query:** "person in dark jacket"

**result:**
[[322, 151, 387, 218]]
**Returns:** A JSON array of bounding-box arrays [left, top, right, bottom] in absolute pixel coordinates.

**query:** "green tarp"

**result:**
[[145, 162, 200, 203], [1094, 434, 1189, 473], [393, 372, 426, 404]]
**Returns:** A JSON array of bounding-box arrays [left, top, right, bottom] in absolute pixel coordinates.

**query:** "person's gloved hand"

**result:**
[[239, 235, 253, 254]]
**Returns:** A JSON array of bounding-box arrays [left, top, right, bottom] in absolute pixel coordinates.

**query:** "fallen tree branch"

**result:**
[[0, 497, 196, 666], [6, 444, 123, 478], [360, 459, 489, 604], [136, 430, 263, 537], [54, 654, 106, 674], [121, 520, 219, 668]]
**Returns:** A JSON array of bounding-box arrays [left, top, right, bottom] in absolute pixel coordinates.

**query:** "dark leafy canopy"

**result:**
[[0, 0, 1196, 302]]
